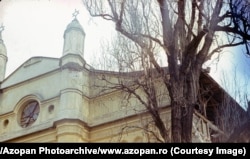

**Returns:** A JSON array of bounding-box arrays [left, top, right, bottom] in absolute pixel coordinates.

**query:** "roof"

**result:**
[[1, 56, 60, 88]]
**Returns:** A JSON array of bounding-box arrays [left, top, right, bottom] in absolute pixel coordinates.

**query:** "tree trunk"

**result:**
[[169, 79, 183, 142], [181, 70, 199, 142], [170, 68, 200, 142], [171, 98, 182, 142], [181, 103, 194, 142]]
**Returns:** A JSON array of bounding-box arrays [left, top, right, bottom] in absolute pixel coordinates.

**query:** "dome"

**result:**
[[65, 18, 85, 35]]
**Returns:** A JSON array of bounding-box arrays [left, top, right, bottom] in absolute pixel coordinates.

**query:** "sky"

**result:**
[[0, 0, 114, 76], [0, 0, 250, 108]]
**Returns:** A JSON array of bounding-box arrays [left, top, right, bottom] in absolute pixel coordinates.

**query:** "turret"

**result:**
[[62, 10, 85, 57], [60, 10, 85, 69], [0, 25, 7, 82]]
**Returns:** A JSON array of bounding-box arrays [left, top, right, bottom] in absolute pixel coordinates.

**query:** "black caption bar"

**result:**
[[0, 143, 249, 158]]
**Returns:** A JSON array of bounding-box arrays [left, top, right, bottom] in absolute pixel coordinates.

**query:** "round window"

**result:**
[[20, 101, 40, 128]]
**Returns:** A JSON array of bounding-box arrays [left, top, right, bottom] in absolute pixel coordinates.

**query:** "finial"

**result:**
[[72, 9, 79, 19]]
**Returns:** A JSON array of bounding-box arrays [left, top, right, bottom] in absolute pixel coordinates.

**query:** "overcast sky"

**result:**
[[1, 0, 250, 107], [0, 0, 114, 76]]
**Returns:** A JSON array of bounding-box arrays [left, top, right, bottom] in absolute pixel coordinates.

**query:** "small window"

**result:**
[[3, 119, 9, 128], [48, 105, 54, 113]]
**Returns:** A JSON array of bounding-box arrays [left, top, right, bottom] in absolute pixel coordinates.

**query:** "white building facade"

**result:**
[[0, 17, 225, 143]]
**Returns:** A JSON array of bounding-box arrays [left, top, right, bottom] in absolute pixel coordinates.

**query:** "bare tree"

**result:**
[[215, 66, 250, 142], [90, 35, 171, 142], [83, 0, 250, 142]]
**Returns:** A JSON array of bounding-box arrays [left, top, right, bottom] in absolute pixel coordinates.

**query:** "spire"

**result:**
[[62, 9, 85, 57], [0, 24, 8, 81]]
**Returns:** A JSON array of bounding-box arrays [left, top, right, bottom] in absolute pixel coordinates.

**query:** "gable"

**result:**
[[1, 57, 60, 88]]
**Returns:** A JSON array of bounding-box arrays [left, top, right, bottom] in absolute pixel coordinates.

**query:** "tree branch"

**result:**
[[206, 41, 245, 61], [215, 26, 250, 40]]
